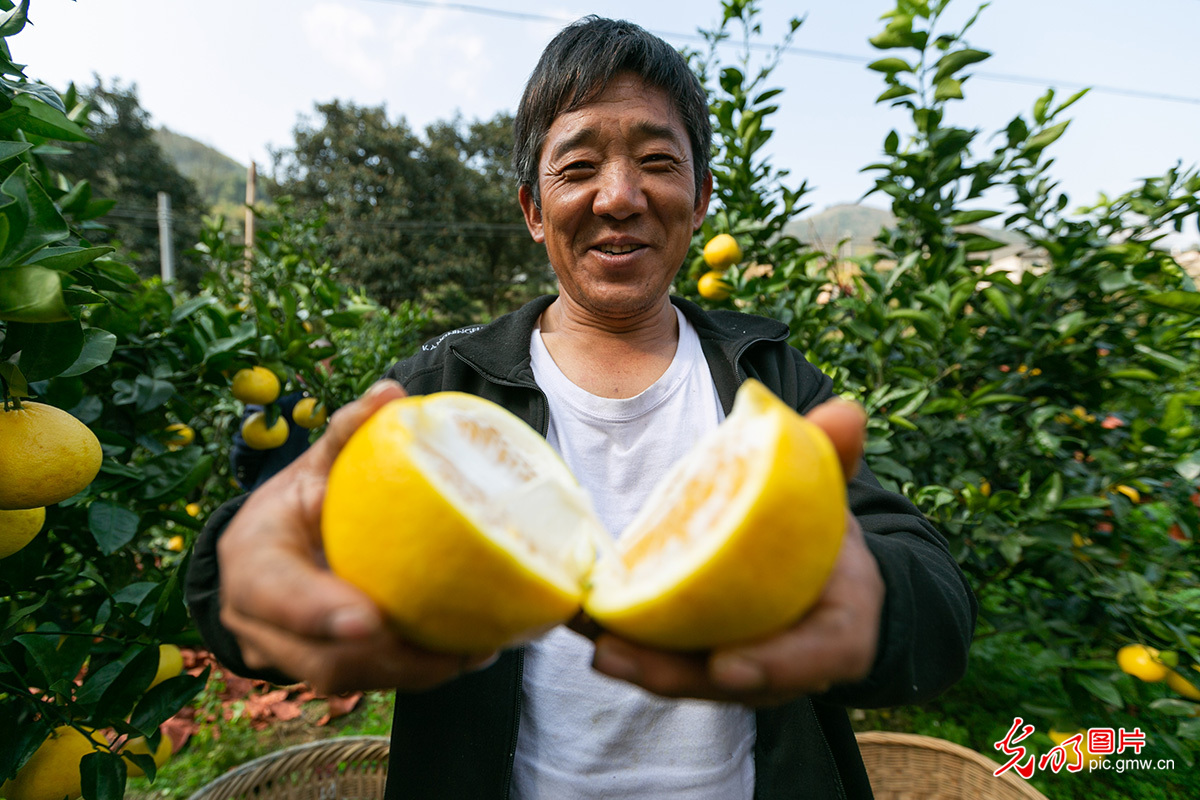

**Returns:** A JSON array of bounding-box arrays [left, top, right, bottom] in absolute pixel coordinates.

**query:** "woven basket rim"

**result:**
[[187, 735, 392, 800], [855, 731, 1049, 800]]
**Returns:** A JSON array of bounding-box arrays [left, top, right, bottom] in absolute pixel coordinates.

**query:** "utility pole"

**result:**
[[157, 191, 174, 284], [244, 160, 256, 296]]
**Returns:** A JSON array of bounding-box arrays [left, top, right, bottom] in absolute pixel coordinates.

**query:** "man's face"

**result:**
[[519, 73, 712, 322]]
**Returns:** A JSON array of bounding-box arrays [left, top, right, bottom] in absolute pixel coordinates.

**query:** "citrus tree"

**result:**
[[686, 0, 1199, 788]]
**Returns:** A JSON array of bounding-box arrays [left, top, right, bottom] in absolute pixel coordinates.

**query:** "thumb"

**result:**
[[805, 398, 867, 481]]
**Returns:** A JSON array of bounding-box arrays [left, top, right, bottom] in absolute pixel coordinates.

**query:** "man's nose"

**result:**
[[592, 161, 648, 219]]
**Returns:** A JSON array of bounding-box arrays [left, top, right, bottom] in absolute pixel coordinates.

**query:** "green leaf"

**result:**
[[0, 139, 30, 162], [969, 393, 1026, 407], [0, 263, 68, 322], [8, 94, 90, 141], [1106, 368, 1159, 381], [933, 78, 963, 102], [0, 319, 84, 382], [932, 48, 990, 83], [130, 667, 209, 732], [0, 0, 29, 38], [982, 286, 1012, 320], [59, 328, 116, 377], [1033, 89, 1055, 124], [876, 84, 916, 103], [1145, 290, 1200, 316], [867, 58, 914, 73], [27, 245, 115, 273], [134, 448, 207, 502], [949, 209, 1000, 225], [1075, 674, 1123, 707], [959, 235, 1007, 251], [88, 502, 140, 555], [1057, 496, 1112, 510], [81, 750, 127, 800], [0, 163, 70, 266], [1024, 120, 1069, 153]]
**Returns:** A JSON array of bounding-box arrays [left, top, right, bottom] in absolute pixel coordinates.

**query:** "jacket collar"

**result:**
[[447, 294, 789, 387]]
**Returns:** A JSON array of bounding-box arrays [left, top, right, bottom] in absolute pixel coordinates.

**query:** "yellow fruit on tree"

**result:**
[[292, 396, 328, 429], [1114, 484, 1140, 503], [121, 731, 172, 778], [697, 270, 733, 301], [0, 506, 46, 558], [1165, 668, 1200, 701], [322, 380, 846, 653], [166, 534, 185, 552], [241, 411, 289, 450], [702, 233, 742, 269], [1047, 729, 1105, 769], [0, 725, 100, 800], [150, 643, 184, 689], [583, 379, 846, 649], [0, 402, 103, 510], [231, 366, 281, 405], [323, 391, 602, 653], [1117, 643, 1170, 682], [164, 423, 194, 449], [185, 502, 201, 517]]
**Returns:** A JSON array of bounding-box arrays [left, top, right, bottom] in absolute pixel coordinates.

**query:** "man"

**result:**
[[187, 16, 976, 798]]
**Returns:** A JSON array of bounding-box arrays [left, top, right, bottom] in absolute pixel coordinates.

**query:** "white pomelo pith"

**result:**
[[583, 379, 847, 649], [322, 392, 603, 653]]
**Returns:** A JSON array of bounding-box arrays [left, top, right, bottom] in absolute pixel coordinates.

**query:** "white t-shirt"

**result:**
[[511, 305, 756, 799]]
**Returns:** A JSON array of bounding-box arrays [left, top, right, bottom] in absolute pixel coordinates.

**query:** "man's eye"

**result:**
[[563, 161, 594, 173], [643, 154, 675, 167]]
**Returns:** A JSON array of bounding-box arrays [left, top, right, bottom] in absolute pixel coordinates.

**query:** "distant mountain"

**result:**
[[153, 127, 247, 216], [784, 204, 895, 254], [785, 202, 1024, 256]]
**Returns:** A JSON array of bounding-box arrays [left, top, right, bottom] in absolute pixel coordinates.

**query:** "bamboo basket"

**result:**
[[856, 731, 1050, 800], [188, 736, 391, 800]]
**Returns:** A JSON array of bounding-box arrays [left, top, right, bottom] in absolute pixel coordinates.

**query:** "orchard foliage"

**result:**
[[687, 0, 1200, 784]]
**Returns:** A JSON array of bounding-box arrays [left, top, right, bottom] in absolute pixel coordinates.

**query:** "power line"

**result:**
[[362, 0, 1200, 107]]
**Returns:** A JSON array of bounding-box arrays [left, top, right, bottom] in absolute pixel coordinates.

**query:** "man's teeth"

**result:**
[[598, 243, 641, 255]]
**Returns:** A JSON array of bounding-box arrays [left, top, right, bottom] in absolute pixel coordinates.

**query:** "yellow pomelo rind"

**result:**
[[583, 380, 846, 650], [0, 403, 103, 510], [0, 506, 46, 558], [0, 725, 101, 800], [322, 392, 598, 653]]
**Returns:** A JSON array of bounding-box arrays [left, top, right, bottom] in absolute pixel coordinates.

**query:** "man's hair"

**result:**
[[513, 16, 712, 207]]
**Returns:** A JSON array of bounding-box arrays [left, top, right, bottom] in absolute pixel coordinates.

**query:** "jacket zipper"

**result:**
[[501, 647, 525, 800], [809, 698, 849, 800]]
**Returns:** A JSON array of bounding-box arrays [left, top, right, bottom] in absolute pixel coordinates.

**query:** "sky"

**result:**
[[14, 0, 1200, 244]]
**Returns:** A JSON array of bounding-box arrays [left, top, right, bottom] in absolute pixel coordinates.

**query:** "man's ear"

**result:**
[[518, 185, 545, 243], [693, 171, 713, 230]]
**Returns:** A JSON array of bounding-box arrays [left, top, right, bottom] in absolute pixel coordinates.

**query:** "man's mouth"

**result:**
[[595, 243, 644, 255]]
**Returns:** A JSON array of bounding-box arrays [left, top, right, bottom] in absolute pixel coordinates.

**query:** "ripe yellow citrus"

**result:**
[[323, 380, 845, 653], [121, 731, 172, 778], [702, 233, 742, 269], [0, 506, 46, 558], [185, 502, 201, 517], [583, 379, 846, 649], [164, 423, 194, 448], [292, 396, 328, 429], [230, 366, 281, 405], [1047, 729, 1105, 769], [241, 411, 289, 450], [0, 725, 100, 800], [323, 392, 601, 653], [166, 534, 185, 552], [0, 402, 103, 510], [1117, 643, 1170, 682], [697, 270, 733, 301], [150, 643, 184, 689], [1113, 484, 1140, 503], [1165, 667, 1200, 701]]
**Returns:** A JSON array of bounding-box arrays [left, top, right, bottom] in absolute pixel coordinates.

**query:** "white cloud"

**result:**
[[302, 2, 386, 91]]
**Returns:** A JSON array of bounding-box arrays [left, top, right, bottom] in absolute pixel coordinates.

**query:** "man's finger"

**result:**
[[805, 398, 867, 480]]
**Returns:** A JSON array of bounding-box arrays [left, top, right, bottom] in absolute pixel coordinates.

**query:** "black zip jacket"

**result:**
[[186, 295, 977, 799]]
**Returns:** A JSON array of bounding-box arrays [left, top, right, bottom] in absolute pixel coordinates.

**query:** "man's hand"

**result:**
[[589, 398, 885, 706], [217, 380, 498, 695]]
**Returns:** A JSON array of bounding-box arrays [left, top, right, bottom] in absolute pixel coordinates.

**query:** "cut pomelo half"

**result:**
[[322, 380, 847, 654], [322, 392, 603, 653], [583, 379, 846, 649]]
